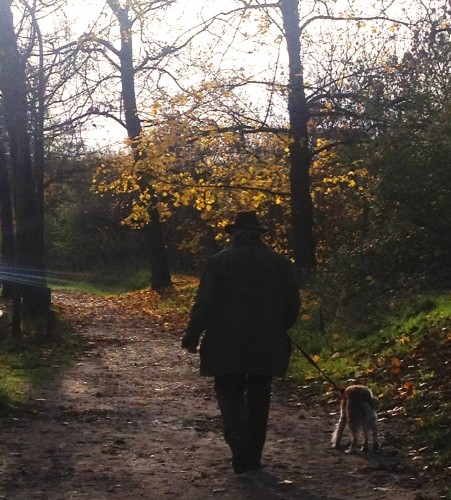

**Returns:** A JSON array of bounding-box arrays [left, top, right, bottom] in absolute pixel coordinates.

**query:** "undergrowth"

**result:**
[[0, 304, 82, 426], [289, 285, 451, 481], [48, 267, 152, 295]]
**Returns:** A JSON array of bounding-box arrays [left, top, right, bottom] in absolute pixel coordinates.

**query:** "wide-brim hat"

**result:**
[[225, 210, 267, 234]]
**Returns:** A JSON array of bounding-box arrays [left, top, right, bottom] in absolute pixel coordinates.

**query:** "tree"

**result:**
[[28, 0, 445, 287], [93, 113, 292, 258], [358, 8, 450, 281], [303, 1, 451, 288], [279, 0, 315, 276], [0, 0, 50, 332], [0, 138, 15, 298], [135, 0, 421, 278], [103, 0, 173, 289], [56, 0, 182, 288]]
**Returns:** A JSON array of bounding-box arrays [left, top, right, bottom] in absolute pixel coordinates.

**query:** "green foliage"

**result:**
[[367, 92, 451, 280], [310, 15, 451, 284], [45, 154, 152, 276], [47, 188, 148, 273], [289, 283, 451, 473]]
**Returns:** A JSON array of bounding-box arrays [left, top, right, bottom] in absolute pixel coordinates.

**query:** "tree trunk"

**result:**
[[280, 0, 316, 277], [30, 5, 47, 292], [0, 140, 15, 298], [0, 1, 50, 330], [108, 0, 172, 289]]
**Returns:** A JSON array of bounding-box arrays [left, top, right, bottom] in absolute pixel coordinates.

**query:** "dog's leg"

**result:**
[[361, 425, 370, 451], [331, 400, 347, 449], [372, 418, 379, 451], [346, 414, 358, 454], [332, 417, 346, 449]]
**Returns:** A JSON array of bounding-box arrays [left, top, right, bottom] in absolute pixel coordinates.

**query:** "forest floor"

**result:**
[[0, 289, 446, 499]]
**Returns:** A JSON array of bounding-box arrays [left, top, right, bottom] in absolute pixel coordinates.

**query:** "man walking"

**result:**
[[182, 211, 300, 474]]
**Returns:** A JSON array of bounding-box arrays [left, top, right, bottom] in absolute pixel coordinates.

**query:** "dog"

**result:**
[[331, 384, 379, 453]]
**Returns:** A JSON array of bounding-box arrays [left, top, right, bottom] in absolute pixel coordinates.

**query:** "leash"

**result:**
[[287, 333, 343, 394]]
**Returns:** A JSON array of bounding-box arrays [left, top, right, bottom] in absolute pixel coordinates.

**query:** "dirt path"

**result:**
[[0, 292, 442, 499]]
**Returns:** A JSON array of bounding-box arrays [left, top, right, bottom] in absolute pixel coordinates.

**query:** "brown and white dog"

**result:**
[[331, 384, 379, 453]]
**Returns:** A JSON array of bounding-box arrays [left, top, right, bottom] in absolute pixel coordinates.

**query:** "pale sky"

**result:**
[[42, 0, 444, 151]]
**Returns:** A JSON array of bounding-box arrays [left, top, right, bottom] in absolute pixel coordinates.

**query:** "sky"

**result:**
[[41, 0, 445, 151]]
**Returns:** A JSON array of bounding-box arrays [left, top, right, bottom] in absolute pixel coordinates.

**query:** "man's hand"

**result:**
[[181, 333, 198, 354]]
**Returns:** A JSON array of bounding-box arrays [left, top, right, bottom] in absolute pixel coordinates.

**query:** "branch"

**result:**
[[44, 109, 126, 133], [300, 14, 414, 34], [89, 35, 121, 59], [308, 91, 360, 105], [160, 180, 291, 198], [185, 124, 287, 142]]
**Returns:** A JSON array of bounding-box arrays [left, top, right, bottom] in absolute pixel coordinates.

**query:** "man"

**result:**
[[181, 211, 300, 474]]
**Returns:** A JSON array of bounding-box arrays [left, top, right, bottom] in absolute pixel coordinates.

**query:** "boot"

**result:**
[[216, 393, 251, 473]]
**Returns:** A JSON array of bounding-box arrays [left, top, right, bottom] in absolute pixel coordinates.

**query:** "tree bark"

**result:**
[[30, 4, 47, 288], [107, 0, 172, 289], [279, 0, 316, 277], [0, 140, 15, 298], [0, 0, 50, 328]]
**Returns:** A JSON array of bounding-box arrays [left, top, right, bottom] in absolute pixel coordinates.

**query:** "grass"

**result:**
[[49, 267, 153, 295], [289, 286, 451, 480], [290, 290, 450, 377], [0, 304, 82, 425]]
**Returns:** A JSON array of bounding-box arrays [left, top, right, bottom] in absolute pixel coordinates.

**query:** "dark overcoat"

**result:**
[[183, 236, 300, 377]]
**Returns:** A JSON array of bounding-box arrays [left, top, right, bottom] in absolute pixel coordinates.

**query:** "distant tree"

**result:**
[[361, 10, 450, 280]]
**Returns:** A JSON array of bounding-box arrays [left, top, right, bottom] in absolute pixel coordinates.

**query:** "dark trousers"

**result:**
[[214, 374, 272, 470]]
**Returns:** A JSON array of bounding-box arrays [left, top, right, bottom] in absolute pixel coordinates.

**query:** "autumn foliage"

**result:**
[[93, 115, 293, 257]]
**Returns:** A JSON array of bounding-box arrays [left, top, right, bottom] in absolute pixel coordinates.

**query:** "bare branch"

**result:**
[[300, 14, 414, 34]]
